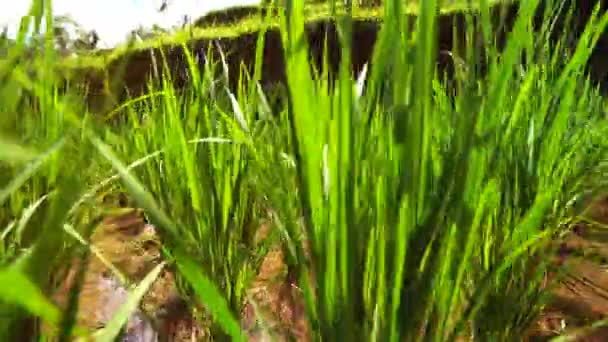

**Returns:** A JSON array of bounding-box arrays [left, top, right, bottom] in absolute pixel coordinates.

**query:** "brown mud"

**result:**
[[242, 194, 608, 342], [49, 208, 206, 341], [43, 192, 608, 341], [240, 222, 310, 341], [47, 208, 309, 341], [527, 195, 608, 341]]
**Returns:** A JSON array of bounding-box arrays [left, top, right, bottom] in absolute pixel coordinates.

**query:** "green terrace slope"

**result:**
[[61, 1, 508, 68], [53, 0, 607, 112]]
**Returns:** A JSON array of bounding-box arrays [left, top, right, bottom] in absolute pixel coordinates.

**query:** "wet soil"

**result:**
[[240, 221, 313, 341], [48, 193, 608, 341], [50, 208, 206, 341], [527, 195, 608, 341], [48, 208, 308, 341]]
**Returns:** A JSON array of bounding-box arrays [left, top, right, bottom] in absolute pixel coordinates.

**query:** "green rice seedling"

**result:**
[[1, 0, 608, 341], [272, 0, 608, 341], [0, 1, 101, 339], [85, 29, 281, 340], [0, 1, 239, 340]]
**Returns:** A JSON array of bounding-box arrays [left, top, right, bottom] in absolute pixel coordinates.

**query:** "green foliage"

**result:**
[[0, 0, 607, 341]]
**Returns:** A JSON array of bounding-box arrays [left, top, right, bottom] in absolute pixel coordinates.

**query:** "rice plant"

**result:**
[[0, 0, 607, 341]]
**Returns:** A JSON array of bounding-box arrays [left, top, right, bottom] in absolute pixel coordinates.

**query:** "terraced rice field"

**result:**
[[1, 0, 608, 341]]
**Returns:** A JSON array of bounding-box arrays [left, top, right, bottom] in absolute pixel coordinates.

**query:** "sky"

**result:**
[[0, 0, 260, 47]]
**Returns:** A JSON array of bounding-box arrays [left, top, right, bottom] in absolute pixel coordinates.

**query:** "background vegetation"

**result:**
[[0, 0, 607, 341]]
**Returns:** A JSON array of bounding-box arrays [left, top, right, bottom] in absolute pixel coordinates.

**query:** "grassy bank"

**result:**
[[53, 0, 523, 114], [52, 0, 608, 116], [1, 0, 608, 341]]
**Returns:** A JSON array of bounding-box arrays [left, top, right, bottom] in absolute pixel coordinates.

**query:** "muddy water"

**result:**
[[52, 194, 608, 341], [79, 274, 158, 342], [52, 209, 204, 341], [51, 208, 309, 341]]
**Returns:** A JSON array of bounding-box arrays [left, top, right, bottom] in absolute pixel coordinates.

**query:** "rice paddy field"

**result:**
[[1, 0, 608, 341]]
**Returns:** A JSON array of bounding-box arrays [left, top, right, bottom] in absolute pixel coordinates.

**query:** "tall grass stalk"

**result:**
[[278, 0, 608, 340]]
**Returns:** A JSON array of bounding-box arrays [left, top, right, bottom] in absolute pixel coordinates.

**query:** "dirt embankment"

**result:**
[[67, 0, 608, 113]]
